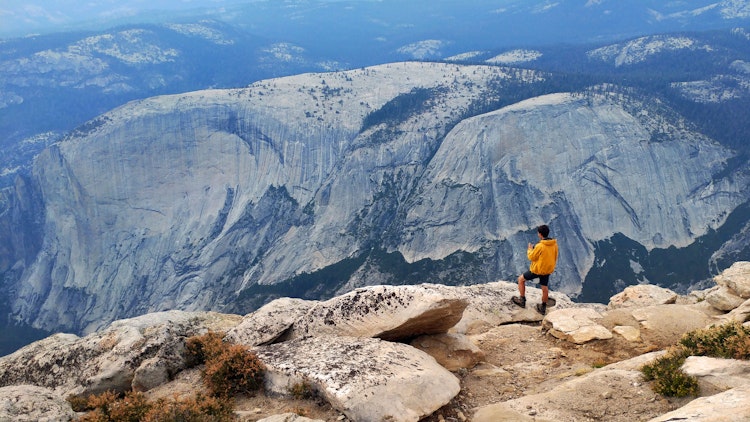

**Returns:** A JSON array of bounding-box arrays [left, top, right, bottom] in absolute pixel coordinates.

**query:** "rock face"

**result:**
[[5, 61, 748, 336]]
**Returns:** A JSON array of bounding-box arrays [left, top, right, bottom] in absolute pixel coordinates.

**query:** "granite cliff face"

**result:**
[[7, 62, 750, 334]]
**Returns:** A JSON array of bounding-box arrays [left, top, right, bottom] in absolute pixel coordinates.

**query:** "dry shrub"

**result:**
[[73, 391, 234, 422], [142, 394, 234, 422], [185, 331, 266, 397], [203, 343, 265, 397], [185, 331, 226, 367], [75, 391, 150, 422]]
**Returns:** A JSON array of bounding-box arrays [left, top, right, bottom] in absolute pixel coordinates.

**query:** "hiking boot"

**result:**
[[511, 296, 526, 308], [536, 302, 547, 315]]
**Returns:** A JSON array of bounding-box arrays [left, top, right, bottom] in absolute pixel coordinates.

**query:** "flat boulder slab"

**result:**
[[473, 404, 556, 422], [647, 383, 750, 422], [607, 284, 679, 309], [0, 385, 76, 421], [542, 308, 613, 344], [410, 333, 486, 371], [608, 284, 678, 309], [0, 310, 241, 397], [477, 366, 666, 421], [287, 284, 468, 341], [255, 335, 460, 422], [257, 414, 325, 422], [630, 304, 715, 348], [682, 356, 750, 395], [225, 297, 317, 346], [714, 261, 750, 299]]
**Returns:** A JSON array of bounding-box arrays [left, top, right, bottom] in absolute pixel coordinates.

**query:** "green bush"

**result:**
[[641, 348, 699, 397], [641, 322, 750, 398], [680, 321, 750, 359]]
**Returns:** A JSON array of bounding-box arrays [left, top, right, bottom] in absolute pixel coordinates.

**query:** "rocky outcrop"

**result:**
[[713, 261, 750, 298], [287, 284, 468, 341], [608, 284, 678, 309], [256, 335, 460, 422], [225, 297, 317, 346], [2, 263, 750, 421], [0, 311, 241, 397]]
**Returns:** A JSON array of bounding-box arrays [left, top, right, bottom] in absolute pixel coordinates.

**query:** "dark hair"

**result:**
[[537, 224, 550, 238]]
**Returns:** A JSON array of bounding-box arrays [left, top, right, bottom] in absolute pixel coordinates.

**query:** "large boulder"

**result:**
[[287, 284, 468, 341], [255, 335, 460, 422], [719, 298, 750, 323], [0, 385, 75, 422], [226, 297, 317, 346], [0, 311, 241, 397], [647, 383, 750, 422], [630, 304, 715, 348], [681, 356, 750, 395], [608, 284, 678, 309], [542, 308, 613, 344], [713, 261, 750, 299], [705, 286, 746, 311]]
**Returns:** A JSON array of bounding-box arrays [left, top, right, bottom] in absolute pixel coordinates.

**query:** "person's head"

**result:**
[[537, 224, 550, 238]]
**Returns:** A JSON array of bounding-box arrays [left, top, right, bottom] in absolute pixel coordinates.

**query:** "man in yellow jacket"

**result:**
[[512, 224, 558, 315]]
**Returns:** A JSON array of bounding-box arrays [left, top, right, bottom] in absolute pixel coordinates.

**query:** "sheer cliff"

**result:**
[[7, 62, 749, 334]]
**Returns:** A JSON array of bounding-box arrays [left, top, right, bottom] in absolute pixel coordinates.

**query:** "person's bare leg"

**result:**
[[517, 274, 526, 297], [541, 285, 548, 304]]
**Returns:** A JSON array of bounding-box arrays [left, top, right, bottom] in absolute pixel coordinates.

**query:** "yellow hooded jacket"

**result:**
[[528, 238, 558, 275]]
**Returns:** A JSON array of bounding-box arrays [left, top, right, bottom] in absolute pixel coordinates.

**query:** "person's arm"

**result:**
[[527, 243, 543, 261]]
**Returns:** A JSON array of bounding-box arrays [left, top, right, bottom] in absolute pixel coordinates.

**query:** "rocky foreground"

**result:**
[[2, 262, 750, 421]]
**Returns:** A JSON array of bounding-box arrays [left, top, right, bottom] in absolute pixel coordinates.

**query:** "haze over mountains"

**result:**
[[2, 0, 750, 355]]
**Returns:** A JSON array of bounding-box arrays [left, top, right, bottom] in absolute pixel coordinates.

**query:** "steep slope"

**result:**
[[8, 62, 749, 335]]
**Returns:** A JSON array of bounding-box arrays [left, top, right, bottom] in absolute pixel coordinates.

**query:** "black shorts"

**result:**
[[522, 271, 550, 286]]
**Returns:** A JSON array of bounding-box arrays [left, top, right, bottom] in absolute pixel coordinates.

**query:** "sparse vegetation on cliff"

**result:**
[[641, 321, 750, 397]]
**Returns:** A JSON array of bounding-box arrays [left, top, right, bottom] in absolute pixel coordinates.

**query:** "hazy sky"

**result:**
[[0, 0, 265, 37]]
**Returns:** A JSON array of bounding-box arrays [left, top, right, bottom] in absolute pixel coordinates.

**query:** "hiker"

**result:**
[[512, 224, 558, 315]]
